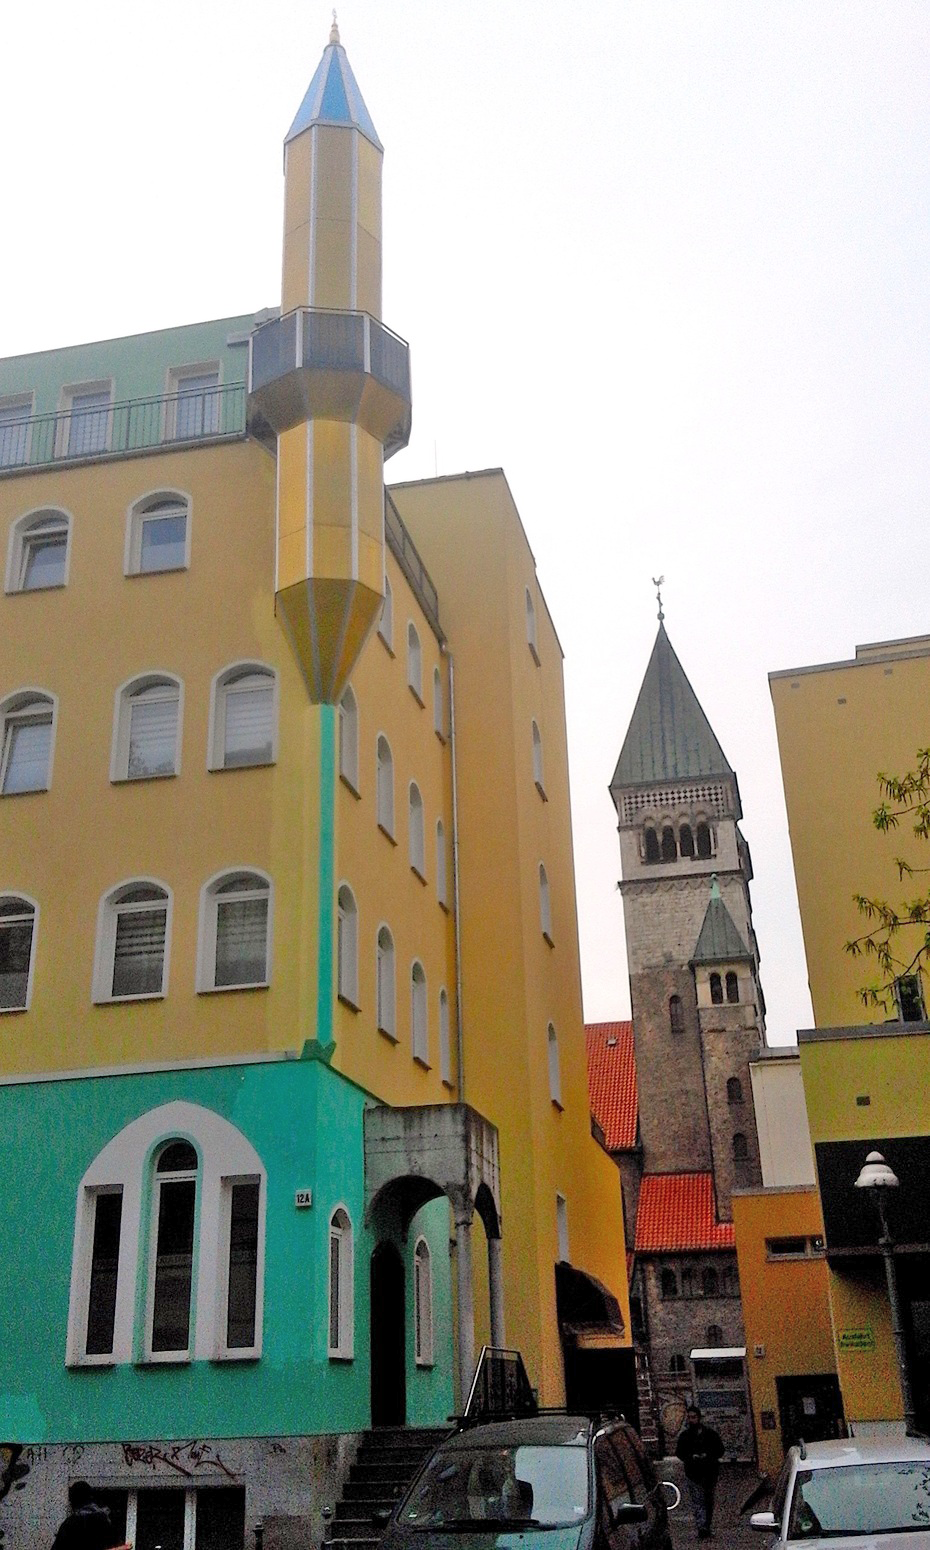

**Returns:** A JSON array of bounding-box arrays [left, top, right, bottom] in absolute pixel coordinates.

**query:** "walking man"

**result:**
[[676, 1405, 724, 1539], [50, 1480, 114, 1550]]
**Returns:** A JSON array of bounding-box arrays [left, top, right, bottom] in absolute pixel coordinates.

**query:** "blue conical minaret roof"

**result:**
[[285, 20, 383, 151]]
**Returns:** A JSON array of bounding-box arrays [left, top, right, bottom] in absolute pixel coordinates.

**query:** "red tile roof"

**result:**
[[586, 1021, 637, 1152], [634, 1173, 735, 1253]]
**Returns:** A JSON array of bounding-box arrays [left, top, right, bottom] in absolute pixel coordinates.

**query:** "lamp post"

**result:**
[[854, 1150, 916, 1435]]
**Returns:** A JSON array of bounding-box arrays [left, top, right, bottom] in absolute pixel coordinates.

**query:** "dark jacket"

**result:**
[[675, 1422, 724, 1484], [51, 1501, 113, 1550]]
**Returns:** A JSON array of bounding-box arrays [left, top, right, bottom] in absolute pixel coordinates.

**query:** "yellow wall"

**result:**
[[733, 1188, 835, 1474], [391, 470, 629, 1402], [770, 639, 930, 1028]]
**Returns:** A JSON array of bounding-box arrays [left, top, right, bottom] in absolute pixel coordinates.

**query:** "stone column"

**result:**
[[455, 1212, 476, 1407], [488, 1236, 506, 1348]]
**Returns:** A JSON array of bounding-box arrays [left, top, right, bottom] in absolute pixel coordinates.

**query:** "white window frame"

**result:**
[[111, 673, 183, 783], [414, 1235, 434, 1366], [125, 488, 191, 577], [67, 1100, 266, 1368], [532, 720, 546, 799], [556, 1193, 569, 1263], [337, 883, 359, 1008], [339, 685, 360, 792], [525, 587, 540, 664], [539, 863, 553, 945], [377, 924, 397, 1040], [439, 987, 452, 1086], [0, 689, 56, 795], [547, 1022, 562, 1108], [376, 734, 395, 837], [409, 782, 426, 879], [93, 878, 172, 1004], [0, 393, 34, 469], [6, 507, 72, 593], [207, 661, 278, 772], [328, 1205, 355, 1359], [197, 868, 273, 993], [378, 575, 394, 652], [411, 960, 429, 1066], [407, 621, 423, 702], [0, 892, 39, 1013], [57, 379, 113, 459], [433, 666, 444, 739], [436, 820, 448, 909], [166, 362, 222, 441]]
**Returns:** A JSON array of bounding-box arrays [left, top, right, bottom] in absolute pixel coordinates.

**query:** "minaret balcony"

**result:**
[[248, 307, 411, 457]]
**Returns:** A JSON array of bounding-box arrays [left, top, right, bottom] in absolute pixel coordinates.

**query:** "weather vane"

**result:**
[[652, 575, 665, 623]]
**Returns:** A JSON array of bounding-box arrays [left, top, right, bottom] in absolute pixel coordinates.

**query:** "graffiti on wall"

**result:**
[[121, 1440, 238, 1481], [0, 1445, 32, 1544]]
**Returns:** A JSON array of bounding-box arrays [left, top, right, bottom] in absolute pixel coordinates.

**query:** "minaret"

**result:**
[[249, 20, 411, 702]]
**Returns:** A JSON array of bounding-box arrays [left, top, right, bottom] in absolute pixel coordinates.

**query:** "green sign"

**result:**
[[838, 1327, 875, 1351]]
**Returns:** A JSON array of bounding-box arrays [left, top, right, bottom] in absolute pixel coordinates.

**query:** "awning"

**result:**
[[690, 1347, 746, 1361]]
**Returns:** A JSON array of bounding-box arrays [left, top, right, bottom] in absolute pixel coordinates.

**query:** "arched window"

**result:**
[[679, 824, 695, 859], [669, 1353, 687, 1376], [409, 783, 426, 877], [439, 988, 451, 1084], [6, 508, 71, 592], [644, 827, 660, 863], [411, 961, 428, 1065], [539, 864, 552, 943], [337, 885, 358, 1007], [67, 1100, 265, 1366], [702, 1267, 719, 1298], [0, 894, 37, 1011], [1, 690, 55, 794], [199, 870, 271, 991], [727, 1076, 743, 1105], [378, 575, 394, 651], [681, 1267, 694, 1298], [210, 663, 275, 770], [126, 491, 189, 575], [696, 822, 712, 859], [376, 736, 394, 835], [376, 926, 396, 1039], [433, 666, 444, 738], [710, 972, 724, 1005], [723, 1266, 739, 1298], [547, 1022, 562, 1107], [149, 1140, 199, 1358], [661, 826, 677, 862], [532, 721, 545, 796], [733, 1131, 749, 1162], [436, 820, 448, 908], [414, 1237, 434, 1366], [525, 587, 539, 663], [407, 622, 423, 701], [669, 995, 684, 1035], [725, 970, 739, 1004], [328, 1207, 354, 1359], [112, 674, 181, 781], [339, 686, 359, 789], [706, 1324, 723, 1347], [660, 1268, 678, 1299], [95, 880, 171, 1003]]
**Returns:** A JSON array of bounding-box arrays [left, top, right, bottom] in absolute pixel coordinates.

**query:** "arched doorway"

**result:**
[[370, 1241, 406, 1427]]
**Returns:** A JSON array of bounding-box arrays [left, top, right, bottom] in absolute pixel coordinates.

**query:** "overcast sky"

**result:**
[[5, 2, 929, 1043]]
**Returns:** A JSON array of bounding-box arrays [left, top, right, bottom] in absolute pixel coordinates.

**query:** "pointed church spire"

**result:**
[[692, 877, 751, 965], [610, 625, 734, 791]]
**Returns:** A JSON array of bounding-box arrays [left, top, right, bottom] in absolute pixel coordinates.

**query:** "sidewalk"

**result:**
[[664, 1463, 767, 1550]]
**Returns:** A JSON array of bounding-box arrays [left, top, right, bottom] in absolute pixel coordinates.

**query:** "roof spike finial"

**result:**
[[710, 873, 720, 899], [652, 574, 665, 623], [330, 9, 340, 44]]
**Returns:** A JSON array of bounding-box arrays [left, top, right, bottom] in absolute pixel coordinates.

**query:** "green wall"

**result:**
[[0, 1055, 453, 1442]]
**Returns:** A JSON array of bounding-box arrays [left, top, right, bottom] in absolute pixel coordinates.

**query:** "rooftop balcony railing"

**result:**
[[0, 382, 247, 475]]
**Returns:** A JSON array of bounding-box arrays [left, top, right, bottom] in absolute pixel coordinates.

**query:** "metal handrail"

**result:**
[[0, 382, 247, 475]]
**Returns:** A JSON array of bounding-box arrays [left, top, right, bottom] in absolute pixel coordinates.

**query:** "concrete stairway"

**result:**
[[326, 1428, 452, 1550]]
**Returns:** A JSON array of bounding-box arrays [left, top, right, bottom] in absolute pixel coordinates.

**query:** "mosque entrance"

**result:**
[[370, 1241, 406, 1427]]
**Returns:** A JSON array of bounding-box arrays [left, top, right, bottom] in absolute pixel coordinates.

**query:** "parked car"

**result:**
[[379, 1413, 676, 1550], [751, 1435, 930, 1547]]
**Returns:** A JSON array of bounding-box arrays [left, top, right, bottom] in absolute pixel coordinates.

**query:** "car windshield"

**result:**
[[399, 1443, 590, 1530], [788, 1463, 930, 1538]]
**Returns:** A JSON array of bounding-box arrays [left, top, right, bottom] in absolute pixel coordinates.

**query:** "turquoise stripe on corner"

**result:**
[[315, 703, 336, 1054]]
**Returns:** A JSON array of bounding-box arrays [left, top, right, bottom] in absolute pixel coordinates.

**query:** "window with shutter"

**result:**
[[1, 695, 53, 793], [0, 895, 36, 1011]]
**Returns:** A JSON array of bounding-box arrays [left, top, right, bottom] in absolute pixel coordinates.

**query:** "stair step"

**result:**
[[351, 1463, 425, 1483], [336, 1502, 396, 1521], [327, 1520, 387, 1540], [343, 1484, 406, 1505]]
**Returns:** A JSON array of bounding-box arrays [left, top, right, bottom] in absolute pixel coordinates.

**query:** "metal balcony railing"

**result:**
[[0, 383, 247, 475], [250, 308, 411, 403], [385, 493, 441, 641]]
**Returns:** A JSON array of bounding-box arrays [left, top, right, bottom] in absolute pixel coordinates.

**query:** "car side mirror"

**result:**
[[750, 1512, 777, 1532], [611, 1502, 648, 1526]]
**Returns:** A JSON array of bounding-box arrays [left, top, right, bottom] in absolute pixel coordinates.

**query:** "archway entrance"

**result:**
[[371, 1241, 406, 1427]]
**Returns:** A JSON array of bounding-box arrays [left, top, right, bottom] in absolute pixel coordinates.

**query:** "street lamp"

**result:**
[[854, 1150, 916, 1434]]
